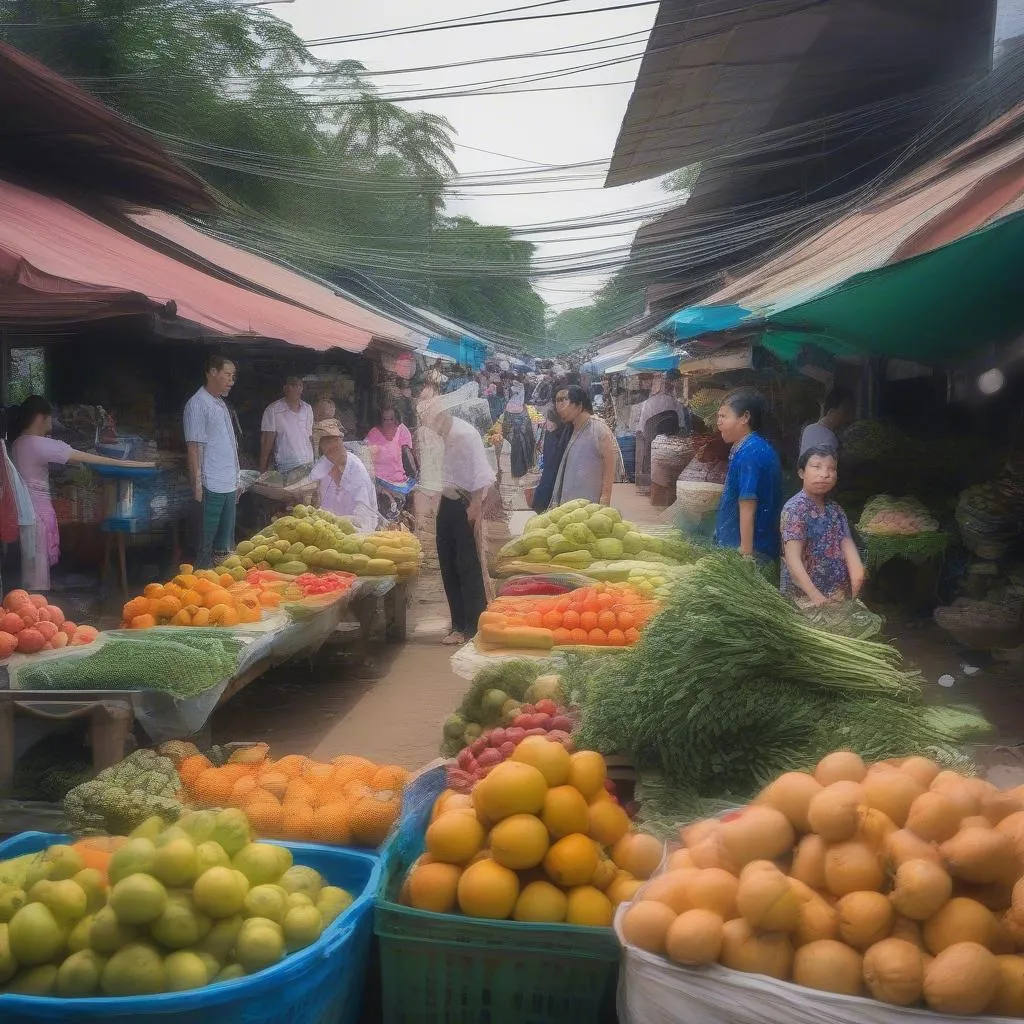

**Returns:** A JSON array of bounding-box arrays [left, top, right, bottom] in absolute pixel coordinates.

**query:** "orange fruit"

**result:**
[[333, 756, 378, 784], [526, 611, 543, 628], [597, 611, 617, 632], [280, 803, 315, 841], [579, 611, 598, 631], [555, 597, 572, 613], [542, 611, 562, 630], [273, 754, 310, 779], [156, 595, 182, 619], [129, 613, 156, 630], [192, 768, 235, 806], [562, 610, 580, 630], [244, 797, 283, 837], [373, 765, 410, 791], [552, 627, 572, 645], [569, 628, 589, 644], [617, 611, 637, 631], [606, 629, 627, 647], [144, 583, 165, 599], [193, 578, 214, 595], [283, 778, 316, 806], [170, 609, 192, 627], [191, 608, 211, 626], [258, 591, 282, 608], [314, 803, 352, 845], [231, 776, 259, 804], [624, 627, 640, 645], [597, 592, 616, 609], [179, 754, 213, 789], [350, 791, 401, 847], [587, 629, 607, 646]]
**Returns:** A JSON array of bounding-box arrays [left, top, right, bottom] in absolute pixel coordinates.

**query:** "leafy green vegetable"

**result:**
[[17, 635, 242, 698], [575, 551, 989, 798]]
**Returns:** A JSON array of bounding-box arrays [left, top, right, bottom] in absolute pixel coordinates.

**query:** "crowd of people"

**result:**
[[3, 351, 865, 641]]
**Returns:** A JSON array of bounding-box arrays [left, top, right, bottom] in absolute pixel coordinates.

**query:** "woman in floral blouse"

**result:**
[[780, 446, 865, 605]]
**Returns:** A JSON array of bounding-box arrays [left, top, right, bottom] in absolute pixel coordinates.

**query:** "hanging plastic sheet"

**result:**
[[659, 304, 752, 341], [625, 343, 683, 372]]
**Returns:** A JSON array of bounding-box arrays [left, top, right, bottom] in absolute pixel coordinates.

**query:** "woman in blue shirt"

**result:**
[[714, 391, 783, 561]]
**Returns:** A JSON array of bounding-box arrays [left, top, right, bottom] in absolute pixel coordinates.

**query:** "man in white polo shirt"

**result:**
[[259, 375, 314, 482], [184, 354, 239, 569]]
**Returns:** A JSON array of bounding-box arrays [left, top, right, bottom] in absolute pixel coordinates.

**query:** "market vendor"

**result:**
[[531, 408, 569, 513], [184, 355, 240, 570], [551, 384, 616, 506], [9, 395, 156, 591], [714, 390, 783, 561], [284, 421, 378, 534], [780, 445, 865, 605], [799, 386, 855, 456], [259, 376, 314, 481]]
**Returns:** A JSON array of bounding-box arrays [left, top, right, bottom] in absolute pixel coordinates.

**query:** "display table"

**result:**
[[0, 575, 408, 797]]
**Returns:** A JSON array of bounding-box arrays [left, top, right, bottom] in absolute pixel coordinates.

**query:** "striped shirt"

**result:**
[[183, 387, 239, 493]]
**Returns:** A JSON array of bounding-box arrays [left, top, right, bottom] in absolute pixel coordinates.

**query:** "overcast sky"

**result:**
[[279, 0, 670, 312]]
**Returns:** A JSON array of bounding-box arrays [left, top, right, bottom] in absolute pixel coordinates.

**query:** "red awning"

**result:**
[[0, 179, 371, 352]]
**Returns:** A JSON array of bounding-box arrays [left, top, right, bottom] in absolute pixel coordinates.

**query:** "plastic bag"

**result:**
[[616, 922, 998, 1024]]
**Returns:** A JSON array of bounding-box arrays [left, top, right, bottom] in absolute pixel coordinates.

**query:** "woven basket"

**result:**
[[675, 481, 724, 517]]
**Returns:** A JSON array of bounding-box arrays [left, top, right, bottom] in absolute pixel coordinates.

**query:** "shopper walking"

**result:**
[[184, 354, 239, 569], [422, 395, 496, 646], [259, 375, 314, 481], [551, 384, 616, 506]]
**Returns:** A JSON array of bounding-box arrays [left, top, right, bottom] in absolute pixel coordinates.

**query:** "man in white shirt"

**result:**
[[302, 427, 379, 534], [184, 355, 239, 569], [259, 376, 314, 480], [799, 387, 855, 456], [422, 397, 497, 645]]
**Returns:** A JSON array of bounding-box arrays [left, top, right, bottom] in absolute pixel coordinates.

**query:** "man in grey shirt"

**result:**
[[799, 387, 855, 456]]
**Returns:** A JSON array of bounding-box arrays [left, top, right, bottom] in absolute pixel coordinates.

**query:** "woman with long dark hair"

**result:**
[[9, 396, 154, 589]]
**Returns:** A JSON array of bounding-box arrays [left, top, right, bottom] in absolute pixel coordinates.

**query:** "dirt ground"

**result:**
[[208, 482, 1024, 774]]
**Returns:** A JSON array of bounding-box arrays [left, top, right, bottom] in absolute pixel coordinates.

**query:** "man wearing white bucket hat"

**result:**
[[420, 384, 496, 645]]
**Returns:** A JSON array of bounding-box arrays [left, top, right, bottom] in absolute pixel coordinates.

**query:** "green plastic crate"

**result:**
[[374, 766, 621, 1024]]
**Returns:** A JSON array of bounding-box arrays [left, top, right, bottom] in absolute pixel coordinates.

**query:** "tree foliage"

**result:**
[[0, 0, 545, 345], [546, 271, 646, 351]]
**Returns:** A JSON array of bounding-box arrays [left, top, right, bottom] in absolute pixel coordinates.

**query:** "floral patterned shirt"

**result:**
[[779, 491, 852, 601]]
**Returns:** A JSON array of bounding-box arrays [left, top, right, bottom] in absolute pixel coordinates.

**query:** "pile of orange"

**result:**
[[176, 746, 409, 849], [488, 582, 659, 647], [121, 564, 285, 629]]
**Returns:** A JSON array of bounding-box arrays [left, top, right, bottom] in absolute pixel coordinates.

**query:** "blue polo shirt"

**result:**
[[714, 433, 783, 559]]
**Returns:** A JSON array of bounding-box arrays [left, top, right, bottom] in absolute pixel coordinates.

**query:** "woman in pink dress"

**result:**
[[365, 407, 415, 486], [9, 396, 154, 591]]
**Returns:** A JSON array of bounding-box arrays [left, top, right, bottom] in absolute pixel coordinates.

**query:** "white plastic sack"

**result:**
[[615, 914, 1007, 1024]]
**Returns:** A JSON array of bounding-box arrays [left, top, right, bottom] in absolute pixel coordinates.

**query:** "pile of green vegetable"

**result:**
[[63, 749, 183, 835], [573, 552, 989, 800], [16, 632, 243, 698], [12, 733, 93, 803]]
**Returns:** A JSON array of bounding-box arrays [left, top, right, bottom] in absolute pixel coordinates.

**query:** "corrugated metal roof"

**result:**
[[607, 0, 994, 187], [700, 102, 1024, 317], [0, 42, 213, 214], [127, 212, 427, 349], [0, 180, 371, 352]]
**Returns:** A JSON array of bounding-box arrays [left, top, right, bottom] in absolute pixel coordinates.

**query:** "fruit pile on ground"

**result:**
[[622, 750, 1024, 1016], [446, 699, 579, 793], [175, 746, 407, 848], [121, 566, 280, 629], [220, 506, 422, 579], [0, 810, 353, 997], [403, 742, 661, 926], [64, 749, 184, 837], [441, 665, 567, 755], [478, 582, 659, 650], [496, 498, 695, 572], [0, 590, 97, 657]]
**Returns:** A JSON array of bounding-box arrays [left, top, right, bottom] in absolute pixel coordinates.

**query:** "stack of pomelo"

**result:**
[[0, 809, 352, 997], [621, 751, 1024, 1017], [402, 738, 662, 926]]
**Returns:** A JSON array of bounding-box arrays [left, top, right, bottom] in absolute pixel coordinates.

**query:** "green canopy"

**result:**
[[761, 211, 1024, 363]]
